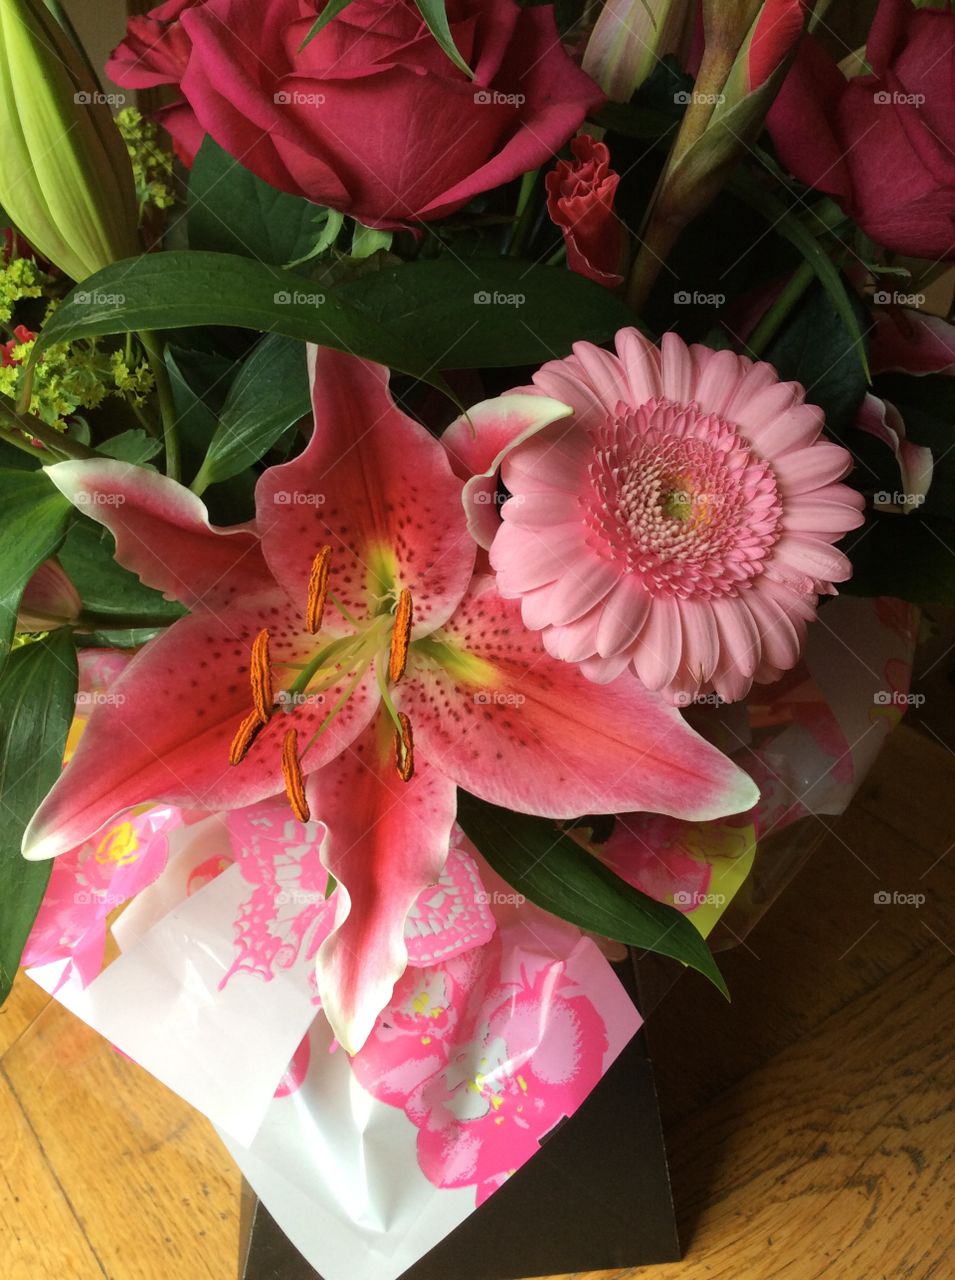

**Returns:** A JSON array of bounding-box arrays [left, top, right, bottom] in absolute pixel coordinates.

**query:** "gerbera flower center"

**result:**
[[585, 396, 783, 600]]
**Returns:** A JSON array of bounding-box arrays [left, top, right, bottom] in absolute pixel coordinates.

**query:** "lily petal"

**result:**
[[441, 394, 573, 549], [256, 347, 476, 635], [22, 597, 379, 861], [404, 577, 758, 822], [310, 714, 457, 1054], [45, 460, 268, 608]]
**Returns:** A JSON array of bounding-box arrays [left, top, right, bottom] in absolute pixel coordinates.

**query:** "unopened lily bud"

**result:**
[[0, 0, 140, 281], [583, 0, 695, 103]]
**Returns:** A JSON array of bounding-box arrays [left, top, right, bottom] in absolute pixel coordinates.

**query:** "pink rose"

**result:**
[[169, 0, 603, 225], [107, 0, 205, 165], [767, 0, 955, 258], [545, 134, 624, 288]]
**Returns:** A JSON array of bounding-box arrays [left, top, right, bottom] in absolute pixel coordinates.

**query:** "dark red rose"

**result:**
[[767, 0, 955, 258], [162, 0, 603, 226]]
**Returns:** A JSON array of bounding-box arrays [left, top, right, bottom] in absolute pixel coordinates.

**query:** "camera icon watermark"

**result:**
[[74, 491, 126, 508], [473, 490, 524, 506], [73, 290, 126, 307], [873, 890, 925, 907], [873, 89, 924, 107], [474, 89, 525, 107], [473, 289, 525, 307], [872, 290, 925, 308], [274, 90, 326, 107], [74, 90, 126, 107], [673, 890, 727, 908], [75, 690, 127, 708], [674, 90, 725, 106], [474, 690, 526, 707], [673, 290, 725, 307], [873, 690, 925, 708], [273, 491, 326, 506], [277, 689, 326, 712], [872, 490, 925, 509], [273, 289, 325, 306]]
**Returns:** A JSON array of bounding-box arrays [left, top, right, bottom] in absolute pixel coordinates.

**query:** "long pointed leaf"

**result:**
[[456, 790, 729, 996], [0, 629, 77, 1003], [414, 0, 473, 77]]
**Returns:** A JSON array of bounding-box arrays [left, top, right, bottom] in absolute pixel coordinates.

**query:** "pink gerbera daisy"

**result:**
[[461, 329, 865, 705]]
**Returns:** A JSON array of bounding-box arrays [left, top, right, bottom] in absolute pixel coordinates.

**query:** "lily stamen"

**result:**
[[393, 711, 414, 782], [388, 587, 413, 684], [229, 708, 263, 766], [306, 545, 332, 634], [281, 727, 310, 822], [250, 627, 274, 722]]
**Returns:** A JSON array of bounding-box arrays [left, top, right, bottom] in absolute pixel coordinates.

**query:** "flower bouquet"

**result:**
[[0, 0, 948, 1275]]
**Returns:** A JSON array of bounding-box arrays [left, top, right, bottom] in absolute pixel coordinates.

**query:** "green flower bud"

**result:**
[[0, 0, 140, 281]]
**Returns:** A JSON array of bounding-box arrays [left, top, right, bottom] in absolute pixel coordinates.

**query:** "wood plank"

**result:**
[[0, 971, 50, 1059], [3, 997, 241, 1280], [1, 1068, 105, 1280]]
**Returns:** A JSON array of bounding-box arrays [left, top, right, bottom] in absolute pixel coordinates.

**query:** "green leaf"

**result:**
[[456, 791, 729, 996], [24, 252, 635, 388], [337, 257, 638, 367], [765, 282, 870, 438], [298, 0, 354, 51], [730, 176, 870, 380], [99, 429, 162, 465], [57, 516, 185, 627], [22, 252, 442, 390], [842, 513, 955, 606], [188, 138, 338, 269], [0, 469, 72, 671], [192, 334, 310, 494], [0, 630, 78, 1003], [413, 0, 473, 76]]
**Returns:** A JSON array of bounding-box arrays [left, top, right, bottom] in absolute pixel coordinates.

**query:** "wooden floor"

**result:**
[[2, 723, 953, 1280]]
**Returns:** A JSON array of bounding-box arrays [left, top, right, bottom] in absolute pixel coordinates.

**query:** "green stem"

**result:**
[[506, 169, 540, 258], [0, 423, 49, 461], [745, 259, 815, 357], [140, 332, 180, 482], [0, 398, 96, 459]]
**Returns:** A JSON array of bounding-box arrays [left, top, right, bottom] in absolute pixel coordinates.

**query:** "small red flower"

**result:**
[[1, 324, 36, 367], [545, 134, 625, 289]]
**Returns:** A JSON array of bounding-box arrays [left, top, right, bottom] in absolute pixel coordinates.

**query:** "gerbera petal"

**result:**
[[631, 595, 683, 691], [256, 347, 475, 635], [570, 340, 632, 411], [712, 597, 762, 680], [614, 326, 662, 404], [490, 521, 585, 593], [690, 346, 749, 418], [404, 577, 757, 821], [660, 331, 695, 404], [440, 393, 573, 549], [310, 715, 457, 1054], [45, 460, 268, 608], [595, 576, 651, 657], [22, 598, 378, 861], [773, 535, 853, 584], [532, 554, 620, 626], [773, 443, 853, 493], [677, 598, 720, 684]]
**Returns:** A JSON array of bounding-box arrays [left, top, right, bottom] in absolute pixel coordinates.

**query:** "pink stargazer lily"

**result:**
[[24, 346, 757, 1053]]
